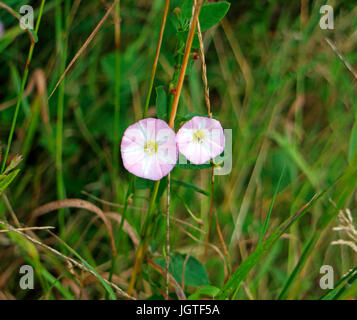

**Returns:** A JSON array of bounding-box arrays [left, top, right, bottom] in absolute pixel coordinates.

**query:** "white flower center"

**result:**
[[193, 130, 205, 143], [144, 141, 158, 154]]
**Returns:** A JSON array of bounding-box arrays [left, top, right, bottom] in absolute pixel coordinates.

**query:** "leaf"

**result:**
[[270, 132, 319, 188], [258, 167, 285, 246], [155, 253, 209, 287], [135, 177, 154, 190], [199, 2, 231, 31], [188, 285, 220, 300], [0, 169, 20, 196], [172, 179, 210, 196], [320, 266, 357, 300], [177, 112, 208, 122], [155, 86, 167, 120], [3, 154, 22, 175], [217, 189, 327, 299], [180, 1, 230, 32], [277, 234, 318, 300], [176, 154, 212, 170], [177, 1, 230, 49], [53, 234, 117, 300], [176, 162, 212, 170]]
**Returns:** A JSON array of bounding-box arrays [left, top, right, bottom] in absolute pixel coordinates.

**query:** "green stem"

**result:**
[[113, 1, 121, 202], [109, 0, 171, 291], [128, 180, 160, 295], [0, 0, 46, 173], [107, 175, 133, 286], [55, 0, 70, 237]]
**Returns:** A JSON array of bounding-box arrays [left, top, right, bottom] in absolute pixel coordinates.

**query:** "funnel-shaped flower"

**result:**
[[176, 116, 225, 164], [121, 118, 177, 181]]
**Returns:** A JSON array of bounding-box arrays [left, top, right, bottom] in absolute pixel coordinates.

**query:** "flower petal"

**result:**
[[176, 116, 225, 165], [121, 118, 177, 180]]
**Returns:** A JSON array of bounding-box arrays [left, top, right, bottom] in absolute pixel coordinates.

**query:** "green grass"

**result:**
[[0, 0, 357, 300]]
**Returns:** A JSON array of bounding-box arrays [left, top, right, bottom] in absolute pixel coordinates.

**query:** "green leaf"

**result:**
[[155, 253, 209, 287], [155, 86, 167, 120], [176, 162, 212, 170], [172, 179, 210, 196], [177, 1, 230, 49], [135, 177, 154, 190], [175, 153, 212, 171], [0, 169, 20, 196], [177, 112, 208, 122], [188, 285, 220, 300], [217, 188, 327, 299], [258, 167, 285, 246], [199, 2, 231, 31], [180, 1, 230, 32], [320, 266, 357, 300], [54, 235, 117, 300], [277, 234, 318, 300], [3, 154, 22, 175]]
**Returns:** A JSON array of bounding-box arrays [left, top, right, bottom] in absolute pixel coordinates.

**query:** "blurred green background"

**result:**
[[0, 0, 357, 299]]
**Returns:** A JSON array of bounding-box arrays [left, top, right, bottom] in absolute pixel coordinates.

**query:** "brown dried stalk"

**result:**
[[0, 220, 134, 300], [49, 0, 119, 99], [31, 199, 116, 253], [168, 0, 204, 128]]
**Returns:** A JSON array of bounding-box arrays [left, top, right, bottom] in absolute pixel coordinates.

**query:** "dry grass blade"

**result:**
[[105, 212, 139, 248], [176, 224, 229, 279], [163, 214, 206, 233], [325, 37, 357, 82], [0, 69, 47, 112], [0, 226, 54, 233], [148, 259, 186, 300], [31, 199, 116, 254], [2, 193, 20, 227], [105, 212, 186, 299], [48, 0, 119, 100], [0, 220, 134, 300], [81, 190, 145, 211]]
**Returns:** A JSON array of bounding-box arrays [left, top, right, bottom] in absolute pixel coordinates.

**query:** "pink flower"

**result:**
[[176, 116, 225, 165], [121, 118, 177, 181]]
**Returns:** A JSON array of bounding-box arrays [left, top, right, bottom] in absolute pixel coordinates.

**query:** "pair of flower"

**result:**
[[121, 116, 225, 181]]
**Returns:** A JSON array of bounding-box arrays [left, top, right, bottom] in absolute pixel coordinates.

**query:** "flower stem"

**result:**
[[168, 0, 203, 128], [112, 0, 171, 293], [127, 0, 204, 296], [127, 180, 160, 295], [126, 0, 171, 296]]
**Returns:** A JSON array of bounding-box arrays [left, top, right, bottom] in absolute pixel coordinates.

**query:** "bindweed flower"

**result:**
[[0, 21, 4, 38], [176, 116, 225, 165], [121, 118, 177, 181]]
